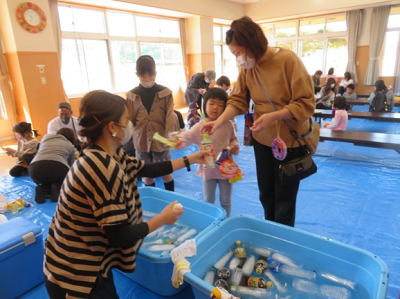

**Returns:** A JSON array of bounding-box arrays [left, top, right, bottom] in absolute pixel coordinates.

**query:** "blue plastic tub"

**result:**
[[184, 215, 389, 299], [120, 187, 226, 296]]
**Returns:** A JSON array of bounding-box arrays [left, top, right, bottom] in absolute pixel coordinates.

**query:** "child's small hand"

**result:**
[[229, 145, 239, 155]]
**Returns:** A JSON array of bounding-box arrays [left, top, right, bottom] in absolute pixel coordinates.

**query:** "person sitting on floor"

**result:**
[[323, 96, 348, 131], [29, 128, 76, 203], [343, 84, 356, 110], [187, 102, 201, 129], [338, 72, 354, 95], [3, 122, 39, 177]]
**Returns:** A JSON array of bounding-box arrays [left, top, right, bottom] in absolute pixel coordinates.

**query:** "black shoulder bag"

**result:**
[[255, 72, 317, 186]]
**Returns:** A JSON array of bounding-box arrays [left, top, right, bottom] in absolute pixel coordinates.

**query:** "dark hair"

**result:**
[[344, 72, 351, 80], [347, 84, 355, 90], [13, 122, 40, 137], [136, 55, 156, 76], [216, 76, 231, 87], [56, 128, 76, 145], [225, 16, 268, 62], [203, 88, 228, 118], [323, 78, 337, 93], [79, 90, 127, 145], [328, 68, 334, 75], [374, 80, 387, 92], [333, 96, 347, 110], [315, 70, 323, 76]]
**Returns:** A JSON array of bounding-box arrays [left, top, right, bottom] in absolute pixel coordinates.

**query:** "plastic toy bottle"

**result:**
[[214, 251, 233, 270], [214, 279, 230, 291], [247, 277, 273, 288], [279, 264, 316, 280], [204, 270, 215, 285], [242, 255, 255, 276], [254, 257, 268, 274], [233, 240, 246, 259], [229, 267, 243, 291], [201, 133, 215, 169], [235, 286, 272, 298]]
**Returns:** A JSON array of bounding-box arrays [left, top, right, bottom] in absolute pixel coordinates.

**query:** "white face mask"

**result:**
[[205, 79, 211, 84], [236, 54, 256, 69], [330, 83, 336, 88], [140, 81, 156, 88], [114, 121, 134, 145]]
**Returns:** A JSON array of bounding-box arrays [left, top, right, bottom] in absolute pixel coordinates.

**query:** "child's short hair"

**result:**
[[347, 84, 355, 90], [333, 96, 347, 110], [203, 88, 228, 118], [13, 122, 39, 137], [216, 76, 231, 87], [136, 55, 156, 76]]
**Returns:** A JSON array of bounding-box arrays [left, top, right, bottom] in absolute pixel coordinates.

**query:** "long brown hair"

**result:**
[[225, 16, 268, 62]]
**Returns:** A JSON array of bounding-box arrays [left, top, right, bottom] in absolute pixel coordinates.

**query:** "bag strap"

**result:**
[[255, 71, 314, 141]]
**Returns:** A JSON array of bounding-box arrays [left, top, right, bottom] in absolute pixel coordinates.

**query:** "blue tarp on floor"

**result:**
[[1, 109, 400, 299]]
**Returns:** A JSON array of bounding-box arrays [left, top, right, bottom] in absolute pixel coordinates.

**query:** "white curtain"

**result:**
[[363, 6, 391, 85], [346, 10, 363, 85]]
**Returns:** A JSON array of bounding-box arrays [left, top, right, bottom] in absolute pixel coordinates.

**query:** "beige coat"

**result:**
[[228, 48, 316, 152], [126, 88, 178, 153]]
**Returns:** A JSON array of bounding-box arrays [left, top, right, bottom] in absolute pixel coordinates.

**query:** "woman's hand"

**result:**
[[250, 113, 274, 133], [3, 147, 15, 154], [199, 118, 223, 135], [187, 150, 213, 165], [159, 200, 184, 225]]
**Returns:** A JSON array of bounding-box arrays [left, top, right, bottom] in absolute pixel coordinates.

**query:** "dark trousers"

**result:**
[[9, 153, 35, 177], [29, 160, 69, 186], [45, 271, 119, 299], [253, 138, 303, 227]]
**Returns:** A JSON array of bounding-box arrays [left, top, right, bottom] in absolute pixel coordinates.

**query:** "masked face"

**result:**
[[59, 108, 72, 124], [114, 121, 134, 145], [330, 84, 336, 88], [140, 81, 156, 88], [236, 53, 256, 69], [205, 78, 211, 84]]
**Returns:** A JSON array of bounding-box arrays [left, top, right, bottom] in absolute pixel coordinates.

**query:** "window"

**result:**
[[263, 15, 347, 75], [58, 5, 184, 96], [380, 7, 400, 76], [213, 25, 238, 84]]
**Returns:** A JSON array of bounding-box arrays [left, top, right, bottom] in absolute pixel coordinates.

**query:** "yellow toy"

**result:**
[[153, 132, 183, 149], [5, 198, 30, 214]]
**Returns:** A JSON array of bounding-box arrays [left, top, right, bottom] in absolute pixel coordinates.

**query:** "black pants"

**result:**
[[45, 271, 119, 299], [253, 138, 303, 227], [9, 153, 35, 177], [29, 160, 69, 185]]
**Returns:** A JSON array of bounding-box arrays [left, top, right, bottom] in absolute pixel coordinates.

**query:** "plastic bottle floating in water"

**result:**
[[233, 240, 246, 259]]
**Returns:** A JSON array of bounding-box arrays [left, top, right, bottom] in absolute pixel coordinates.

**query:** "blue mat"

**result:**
[[1, 110, 400, 299]]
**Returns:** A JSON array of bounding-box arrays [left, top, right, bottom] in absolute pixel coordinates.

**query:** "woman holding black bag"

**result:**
[[201, 17, 318, 227]]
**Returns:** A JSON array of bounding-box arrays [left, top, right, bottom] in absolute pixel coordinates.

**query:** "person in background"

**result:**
[[173, 88, 239, 217], [200, 17, 316, 227], [338, 72, 354, 95], [216, 75, 238, 131], [174, 110, 185, 130], [3, 122, 39, 177], [316, 78, 337, 109], [184, 69, 216, 111], [323, 97, 348, 130], [368, 79, 395, 112], [47, 102, 81, 141], [311, 70, 323, 94], [187, 102, 201, 129], [216, 75, 233, 95], [324, 67, 338, 83], [29, 128, 76, 203], [43, 90, 208, 299], [126, 55, 177, 191], [343, 83, 356, 110]]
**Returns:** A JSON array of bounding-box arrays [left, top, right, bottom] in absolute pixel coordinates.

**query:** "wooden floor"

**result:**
[[0, 140, 17, 177]]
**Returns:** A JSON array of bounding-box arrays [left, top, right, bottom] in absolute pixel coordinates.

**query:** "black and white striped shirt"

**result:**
[[44, 145, 145, 298]]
